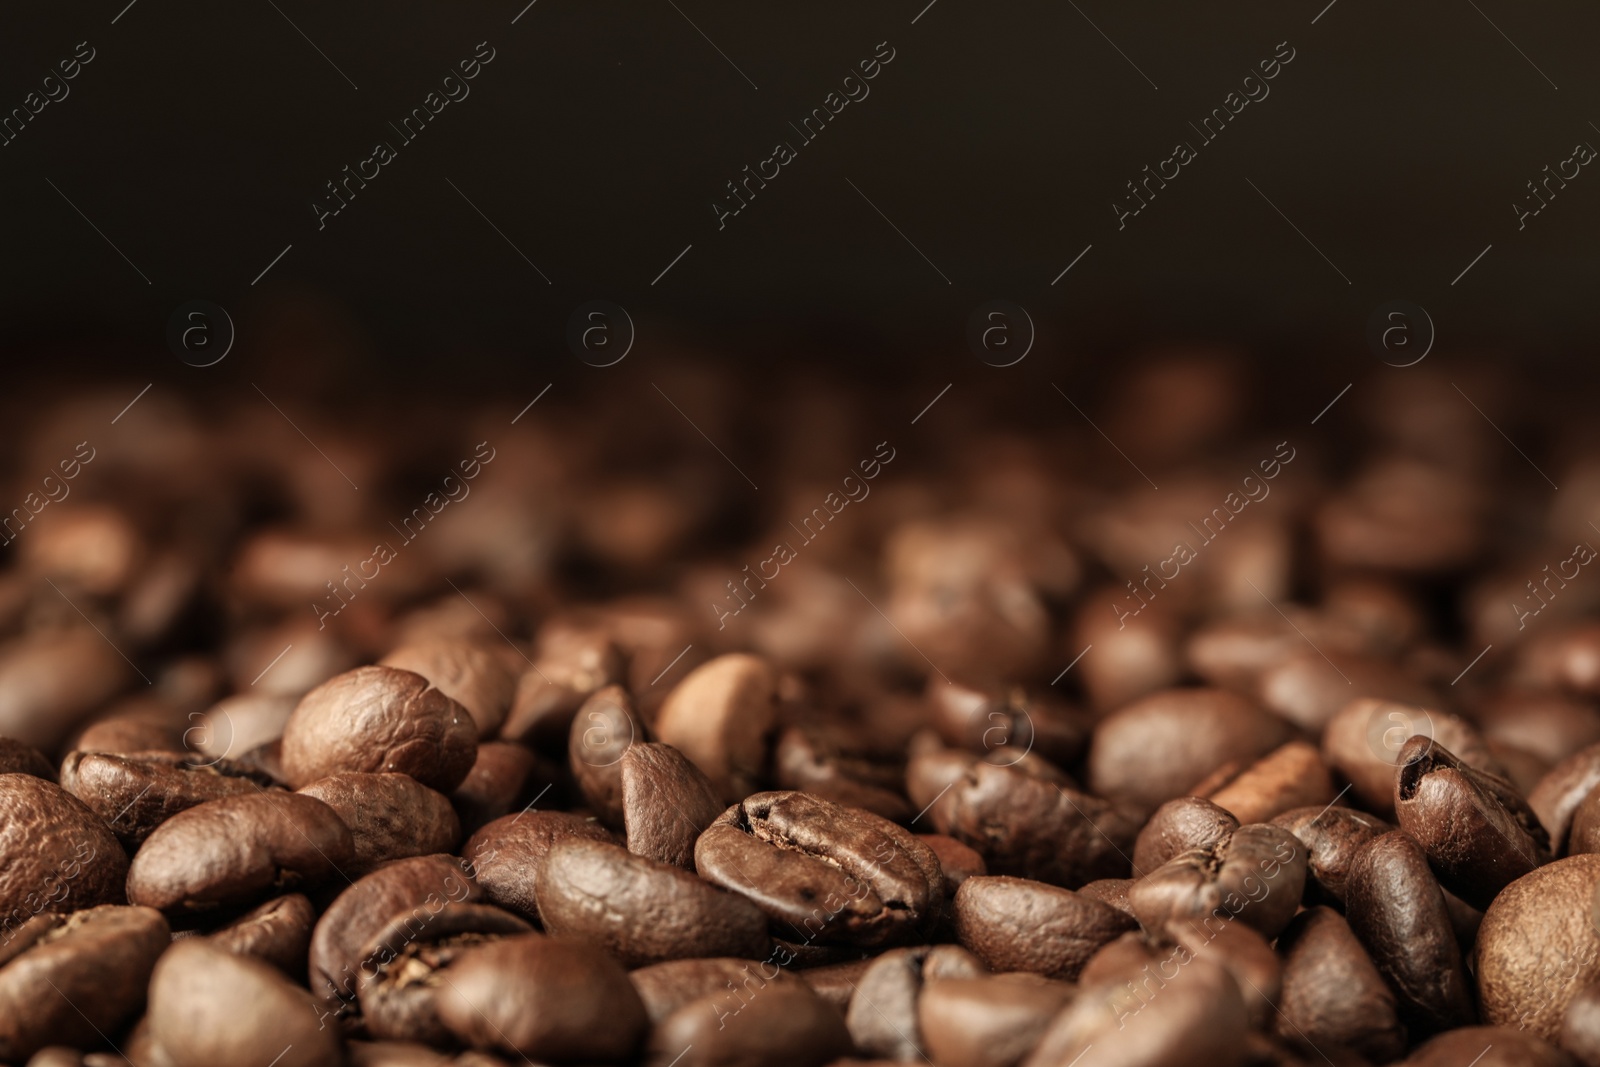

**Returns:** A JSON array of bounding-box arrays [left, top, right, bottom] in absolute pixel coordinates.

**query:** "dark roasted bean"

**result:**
[[1274, 906, 1407, 1063], [953, 875, 1135, 981], [1128, 823, 1307, 940]]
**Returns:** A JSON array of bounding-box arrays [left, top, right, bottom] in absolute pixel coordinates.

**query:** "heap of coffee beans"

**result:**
[[4, 353, 1600, 1066]]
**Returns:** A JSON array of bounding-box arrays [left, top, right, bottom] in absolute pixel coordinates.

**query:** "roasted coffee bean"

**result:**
[[1274, 906, 1407, 1063], [1562, 982, 1600, 1067], [450, 740, 557, 836], [187, 693, 296, 767], [568, 683, 642, 828], [844, 945, 986, 1061], [1323, 697, 1502, 817], [936, 762, 1139, 887], [1077, 878, 1134, 916], [925, 683, 1088, 770], [1200, 741, 1335, 825], [1272, 804, 1392, 906], [126, 792, 353, 913], [772, 725, 911, 822], [379, 640, 514, 739], [1128, 823, 1306, 940], [1171, 918, 1282, 1030], [0, 906, 168, 1064], [1400, 1025, 1574, 1066], [1479, 691, 1600, 766], [0, 629, 131, 753], [1476, 854, 1600, 1039], [1132, 797, 1239, 877], [59, 750, 278, 846], [435, 933, 648, 1061], [0, 774, 127, 924], [696, 791, 943, 947], [630, 956, 803, 1023], [1489, 737, 1552, 796], [309, 853, 481, 1009], [501, 629, 623, 749], [620, 741, 724, 869], [1074, 588, 1184, 713], [297, 772, 460, 873], [458, 809, 611, 922], [1565, 784, 1600, 857], [279, 666, 478, 793], [920, 833, 987, 892], [1393, 735, 1551, 909], [654, 653, 777, 803], [1088, 688, 1295, 812], [356, 903, 532, 1045], [1257, 649, 1437, 734], [0, 737, 57, 780], [1021, 957, 1248, 1067], [536, 837, 769, 966], [147, 939, 341, 1067], [919, 973, 1074, 1067], [1345, 831, 1473, 1034], [953, 875, 1136, 981], [1531, 742, 1600, 854], [208, 893, 315, 976], [644, 982, 852, 1067]]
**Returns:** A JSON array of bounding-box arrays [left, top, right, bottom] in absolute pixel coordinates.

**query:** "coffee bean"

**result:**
[[925, 683, 1088, 770], [279, 666, 478, 793], [1088, 688, 1295, 812], [435, 933, 647, 1061], [695, 791, 943, 947], [0, 774, 127, 925], [919, 833, 987, 893], [1322, 697, 1501, 817], [0, 630, 132, 753], [186, 693, 296, 767], [1077, 878, 1135, 917], [1073, 588, 1184, 713], [630, 956, 801, 1023], [1475, 854, 1600, 1040], [0, 737, 57, 780], [1171, 918, 1281, 1030], [953, 875, 1135, 981], [502, 624, 624, 746], [1132, 797, 1239, 877], [919, 973, 1074, 1067], [536, 837, 769, 966], [1201, 741, 1335, 825], [1479, 691, 1600, 767], [1393, 735, 1551, 909], [208, 893, 315, 976], [772, 725, 912, 822], [147, 939, 341, 1067], [126, 792, 353, 914], [0, 906, 168, 1064], [1274, 906, 1407, 1062], [1345, 830, 1474, 1034], [844, 945, 986, 1061], [1535, 742, 1600, 855], [1562, 982, 1600, 1067], [379, 640, 514, 739], [297, 772, 460, 874], [568, 683, 641, 827], [458, 809, 612, 923], [1271, 804, 1392, 907], [450, 740, 558, 836], [644, 981, 851, 1067], [1128, 823, 1306, 940], [794, 957, 874, 1011], [1257, 649, 1437, 734], [1400, 1025, 1573, 1066], [620, 741, 724, 869], [59, 750, 278, 846], [655, 654, 777, 803]]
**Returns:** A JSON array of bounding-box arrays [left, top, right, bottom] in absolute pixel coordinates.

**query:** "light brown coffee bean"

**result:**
[[567, 683, 641, 828], [1132, 797, 1239, 878], [1202, 741, 1335, 825], [1534, 742, 1600, 855], [208, 893, 315, 977], [0, 630, 132, 753], [0, 775, 127, 930], [450, 739, 557, 836], [630, 956, 801, 1023], [1562, 982, 1600, 1067], [59, 750, 278, 846], [1401, 1025, 1573, 1066], [844, 945, 986, 1061], [654, 653, 777, 803], [1128, 823, 1306, 940], [0, 737, 57, 780], [919, 973, 1074, 1067], [1322, 697, 1501, 817], [1476, 854, 1600, 1040], [644, 982, 852, 1067]]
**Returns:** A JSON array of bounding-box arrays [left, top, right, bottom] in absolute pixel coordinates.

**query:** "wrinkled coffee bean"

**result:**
[[697, 791, 943, 947], [59, 750, 278, 846], [458, 810, 611, 922], [1128, 823, 1306, 940], [280, 666, 477, 793], [0, 775, 127, 926], [297, 772, 460, 873], [1274, 906, 1407, 1063], [953, 875, 1135, 981], [655, 654, 777, 803], [1271, 804, 1392, 906], [1475, 854, 1600, 1040], [1132, 796, 1239, 877], [621, 741, 725, 869]]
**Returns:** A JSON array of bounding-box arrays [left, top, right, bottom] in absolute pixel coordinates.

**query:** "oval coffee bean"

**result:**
[[1128, 823, 1306, 940], [567, 684, 641, 828], [919, 973, 1074, 1067], [1394, 735, 1551, 910], [696, 791, 943, 947], [435, 933, 648, 1062], [148, 939, 341, 1067], [297, 772, 460, 874], [844, 945, 986, 1061], [796, 957, 874, 1012], [1476, 854, 1600, 1040], [459, 810, 612, 922], [0, 775, 127, 927], [0, 737, 56, 780], [920, 832, 987, 893], [1131, 796, 1238, 878], [0, 905, 168, 1064], [773, 724, 911, 822], [379, 640, 514, 739], [629, 956, 802, 1023], [1275, 906, 1406, 1063], [621, 741, 724, 869], [59, 750, 278, 846], [126, 792, 353, 913], [1345, 830, 1474, 1035], [654, 653, 777, 803], [279, 666, 478, 793], [536, 837, 769, 966], [1272, 804, 1392, 906], [644, 983, 852, 1067], [208, 893, 316, 976], [450, 739, 555, 836], [953, 875, 1135, 981], [1323, 697, 1501, 817]]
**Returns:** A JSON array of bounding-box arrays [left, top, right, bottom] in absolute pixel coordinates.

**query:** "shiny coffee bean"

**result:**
[[458, 809, 611, 923], [844, 945, 986, 1061], [919, 973, 1074, 1067], [621, 741, 726, 869], [450, 739, 557, 836], [208, 893, 315, 976], [1271, 804, 1392, 907], [629, 956, 803, 1023], [568, 684, 642, 828], [920, 833, 987, 893], [379, 640, 515, 739], [1128, 823, 1306, 940], [1200, 740, 1335, 825], [1132, 797, 1238, 878], [953, 875, 1135, 981], [1401, 1025, 1573, 1066], [1322, 697, 1501, 817], [1274, 906, 1406, 1063], [772, 725, 911, 822], [297, 772, 460, 873], [1562, 982, 1600, 1067], [1531, 741, 1600, 855]]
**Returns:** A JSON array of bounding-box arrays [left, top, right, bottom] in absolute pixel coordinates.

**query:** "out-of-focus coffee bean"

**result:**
[[1272, 804, 1392, 907], [536, 837, 768, 966], [450, 740, 558, 836], [1088, 688, 1295, 812], [844, 944, 986, 1061], [655, 653, 777, 803], [926, 682, 1089, 770], [21, 504, 142, 597], [772, 725, 911, 822], [1314, 458, 1486, 573], [1132, 797, 1239, 877], [919, 972, 1074, 1067], [500, 622, 623, 747], [0, 736, 56, 780], [920, 833, 987, 893], [644, 981, 852, 1067], [279, 666, 478, 792], [567, 683, 641, 828], [0, 629, 132, 752], [227, 618, 357, 699], [0, 774, 127, 923], [70, 698, 187, 756], [1567, 783, 1600, 856], [1563, 982, 1600, 1067], [1323, 697, 1503, 817], [1201, 741, 1335, 824], [1274, 906, 1407, 1063], [620, 741, 723, 869], [696, 791, 943, 947], [1257, 648, 1438, 734], [630, 956, 802, 1023], [297, 772, 460, 873], [1394, 735, 1551, 909], [1129, 823, 1306, 940], [59, 750, 278, 846], [459, 810, 612, 922], [936, 762, 1138, 887], [795, 957, 875, 1012], [1476, 854, 1600, 1039], [1076, 878, 1134, 917], [1479, 691, 1600, 766], [1071, 588, 1183, 713], [1346, 831, 1473, 1035], [147, 938, 341, 1067], [0, 906, 168, 1064], [1401, 1026, 1574, 1066], [952, 875, 1135, 981], [1171, 918, 1282, 1030], [1532, 742, 1600, 854], [186, 693, 296, 765], [125, 792, 354, 914], [435, 934, 648, 1061], [1490, 738, 1555, 796], [208, 893, 315, 977], [1512, 622, 1600, 696], [380, 640, 514, 739]]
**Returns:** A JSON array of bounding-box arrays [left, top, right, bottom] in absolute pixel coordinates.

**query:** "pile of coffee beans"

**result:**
[[4, 353, 1600, 1066]]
